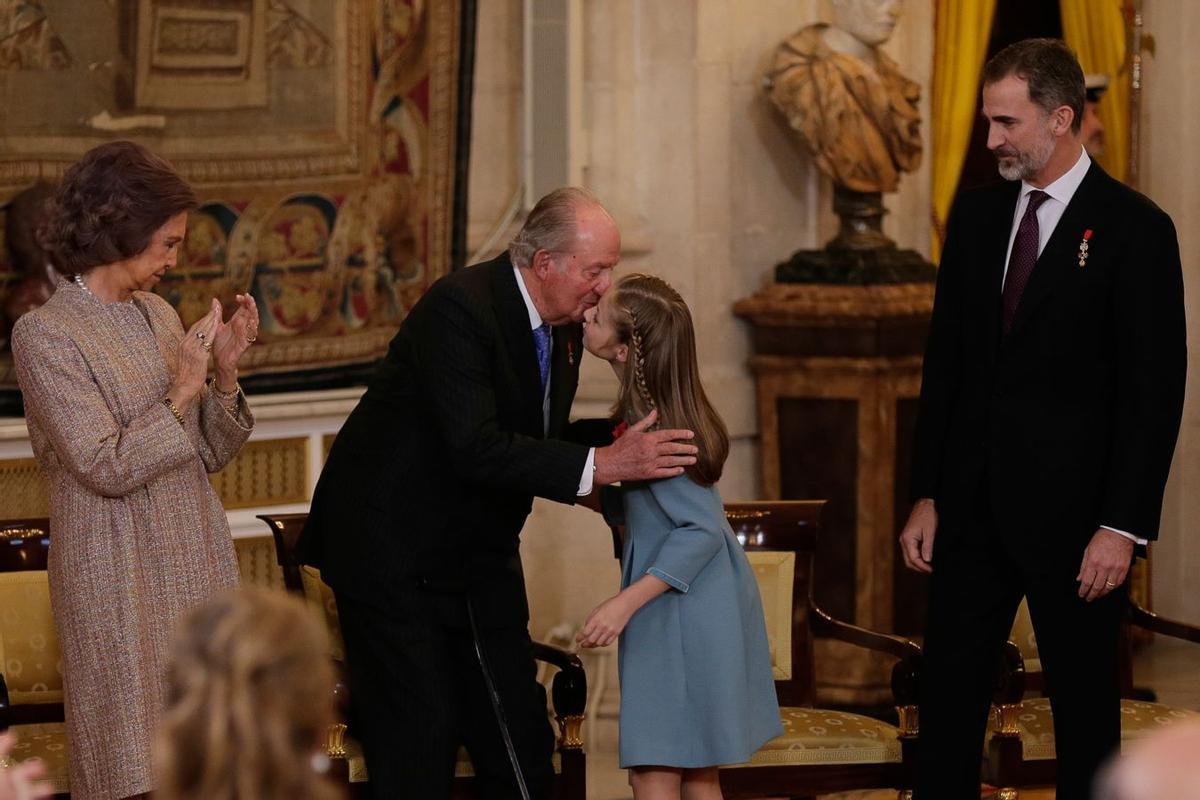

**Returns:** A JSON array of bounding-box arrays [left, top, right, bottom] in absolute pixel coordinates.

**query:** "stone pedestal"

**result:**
[[734, 281, 934, 706], [775, 189, 938, 285]]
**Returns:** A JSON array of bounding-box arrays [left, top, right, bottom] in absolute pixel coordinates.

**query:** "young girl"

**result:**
[[577, 274, 781, 800], [156, 588, 339, 800]]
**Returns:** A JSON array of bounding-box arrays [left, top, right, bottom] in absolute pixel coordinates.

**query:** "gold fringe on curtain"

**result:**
[[1060, 0, 1130, 184], [930, 0, 997, 263]]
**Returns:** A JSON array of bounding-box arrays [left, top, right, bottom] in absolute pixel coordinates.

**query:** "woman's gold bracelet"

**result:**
[[211, 381, 241, 415], [162, 397, 186, 426]]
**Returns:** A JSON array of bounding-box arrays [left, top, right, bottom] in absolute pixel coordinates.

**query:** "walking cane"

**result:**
[[467, 599, 533, 800]]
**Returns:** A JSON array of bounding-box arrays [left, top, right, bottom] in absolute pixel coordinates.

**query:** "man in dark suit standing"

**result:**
[[900, 39, 1185, 799], [301, 187, 697, 799]]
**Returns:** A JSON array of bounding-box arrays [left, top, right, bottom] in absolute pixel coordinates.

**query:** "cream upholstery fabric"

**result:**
[[745, 551, 795, 681], [1011, 698, 1200, 761], [738, 707, 902, 767], [342, 735, 369, 783], [5, 722, 69, 795], [0, 571, 64, 705], [299, 565, 346, 662], [733, 551, 901, 769], [1008, 598, 1042, 673]]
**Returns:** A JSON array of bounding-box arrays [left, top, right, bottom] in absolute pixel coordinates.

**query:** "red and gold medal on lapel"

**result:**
[[567, 340, 575, 365], [1078, 229, 1093, 268]]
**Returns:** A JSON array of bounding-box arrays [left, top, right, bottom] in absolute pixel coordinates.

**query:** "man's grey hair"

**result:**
[[508, 186, 601, 269]]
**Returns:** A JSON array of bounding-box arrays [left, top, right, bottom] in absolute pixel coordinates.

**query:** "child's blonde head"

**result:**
[[155, 587, 339, 800], [609, 273, 729, 485]]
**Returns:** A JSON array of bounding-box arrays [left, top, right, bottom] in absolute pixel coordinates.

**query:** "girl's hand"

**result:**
[[212, 293, 259, 384], [576, 593, 635, 648], [168, 299, 221, 410]]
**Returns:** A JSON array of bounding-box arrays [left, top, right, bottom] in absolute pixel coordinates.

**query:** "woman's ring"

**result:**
[[196, 331, 207, 342], [246, 335, 257, 343], [201, 341, 213, 351]]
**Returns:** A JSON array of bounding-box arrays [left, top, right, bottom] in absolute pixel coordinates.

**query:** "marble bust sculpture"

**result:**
[[766, 0, 922, 195]]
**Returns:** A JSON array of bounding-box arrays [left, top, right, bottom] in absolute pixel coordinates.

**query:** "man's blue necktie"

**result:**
[[533, 323, 551, 391]]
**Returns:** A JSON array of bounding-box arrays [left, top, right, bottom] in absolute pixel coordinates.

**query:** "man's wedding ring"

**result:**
[[201, 341, 213, 351], [246, 335, 257, 343], [1104, 580, 1117, 587]]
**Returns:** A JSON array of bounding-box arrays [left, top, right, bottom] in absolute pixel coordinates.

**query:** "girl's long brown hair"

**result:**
[[609, 274, 729, 485], [155, 587, 340, 800]]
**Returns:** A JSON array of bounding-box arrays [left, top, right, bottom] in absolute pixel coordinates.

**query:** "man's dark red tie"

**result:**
[[1001, 189, 1050, 335]]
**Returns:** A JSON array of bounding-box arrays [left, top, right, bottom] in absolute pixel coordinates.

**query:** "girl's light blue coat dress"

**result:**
[[612, 473, 782, 768]]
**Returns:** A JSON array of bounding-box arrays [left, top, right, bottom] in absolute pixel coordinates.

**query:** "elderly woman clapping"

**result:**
[[10, 140, 258, 800]]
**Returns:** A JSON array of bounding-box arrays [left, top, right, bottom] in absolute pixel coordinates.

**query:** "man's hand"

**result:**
[[1076, 528, 1134, 602], [592, 410, 697, 485], [899, 498, 937, 574]]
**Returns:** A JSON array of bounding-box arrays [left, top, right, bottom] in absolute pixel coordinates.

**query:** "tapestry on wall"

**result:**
[[0, 0, 473, 411]]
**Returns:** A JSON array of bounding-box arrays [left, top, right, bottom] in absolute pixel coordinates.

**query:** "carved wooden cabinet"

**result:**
[[734, 281, 934, 705]]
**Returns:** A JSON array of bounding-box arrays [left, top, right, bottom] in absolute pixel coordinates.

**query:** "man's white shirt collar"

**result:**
[[513, 265, 544, 331], [1004, 146, 1092, 273], [1020, 145, 1090, 208]]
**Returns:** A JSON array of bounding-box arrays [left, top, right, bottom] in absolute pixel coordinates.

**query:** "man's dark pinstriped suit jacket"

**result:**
[[300, 253, 602, 629]]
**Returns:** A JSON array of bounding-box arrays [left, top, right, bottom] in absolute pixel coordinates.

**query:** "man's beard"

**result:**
[[994, 132, 1055, 181]]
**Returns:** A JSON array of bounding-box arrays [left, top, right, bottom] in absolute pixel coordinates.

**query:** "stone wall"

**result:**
[[1139, 0, 1200, 623]]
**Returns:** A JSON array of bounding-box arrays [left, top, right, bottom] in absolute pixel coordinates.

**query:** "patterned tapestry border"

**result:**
[[0, 0, 469, 406]]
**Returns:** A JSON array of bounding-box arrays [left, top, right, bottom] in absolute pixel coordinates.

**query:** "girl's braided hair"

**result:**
[[608, 273, 729, 485]]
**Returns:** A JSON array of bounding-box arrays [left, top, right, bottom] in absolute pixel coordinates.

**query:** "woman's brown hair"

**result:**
[[608, 273, 729, 485], [39, 140, 197, 274], [155, 587, 340, 800]]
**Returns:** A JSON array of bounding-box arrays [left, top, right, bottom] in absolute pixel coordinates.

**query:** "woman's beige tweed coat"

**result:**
[[11, 282, 253, 799]]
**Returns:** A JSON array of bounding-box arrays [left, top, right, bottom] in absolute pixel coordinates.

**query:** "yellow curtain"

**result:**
[[930, 0, 997, 263], [1060, 0, 1129, 183]]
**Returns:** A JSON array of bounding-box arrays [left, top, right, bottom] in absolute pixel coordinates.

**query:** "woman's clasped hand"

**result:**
[[169, 294, 260, 413]]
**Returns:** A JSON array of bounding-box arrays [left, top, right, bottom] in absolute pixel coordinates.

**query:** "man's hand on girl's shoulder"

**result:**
[[593, 410, 698, 486]]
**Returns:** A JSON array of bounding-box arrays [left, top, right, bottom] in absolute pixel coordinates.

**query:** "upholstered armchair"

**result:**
[[986, 595, 1200, 795], [0, 517, 69, 798], [257, 512, 588, 800], [712, 501, 922, 799]]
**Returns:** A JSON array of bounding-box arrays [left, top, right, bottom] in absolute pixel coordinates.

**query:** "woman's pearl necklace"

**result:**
[[73, 273, 132, 304]]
